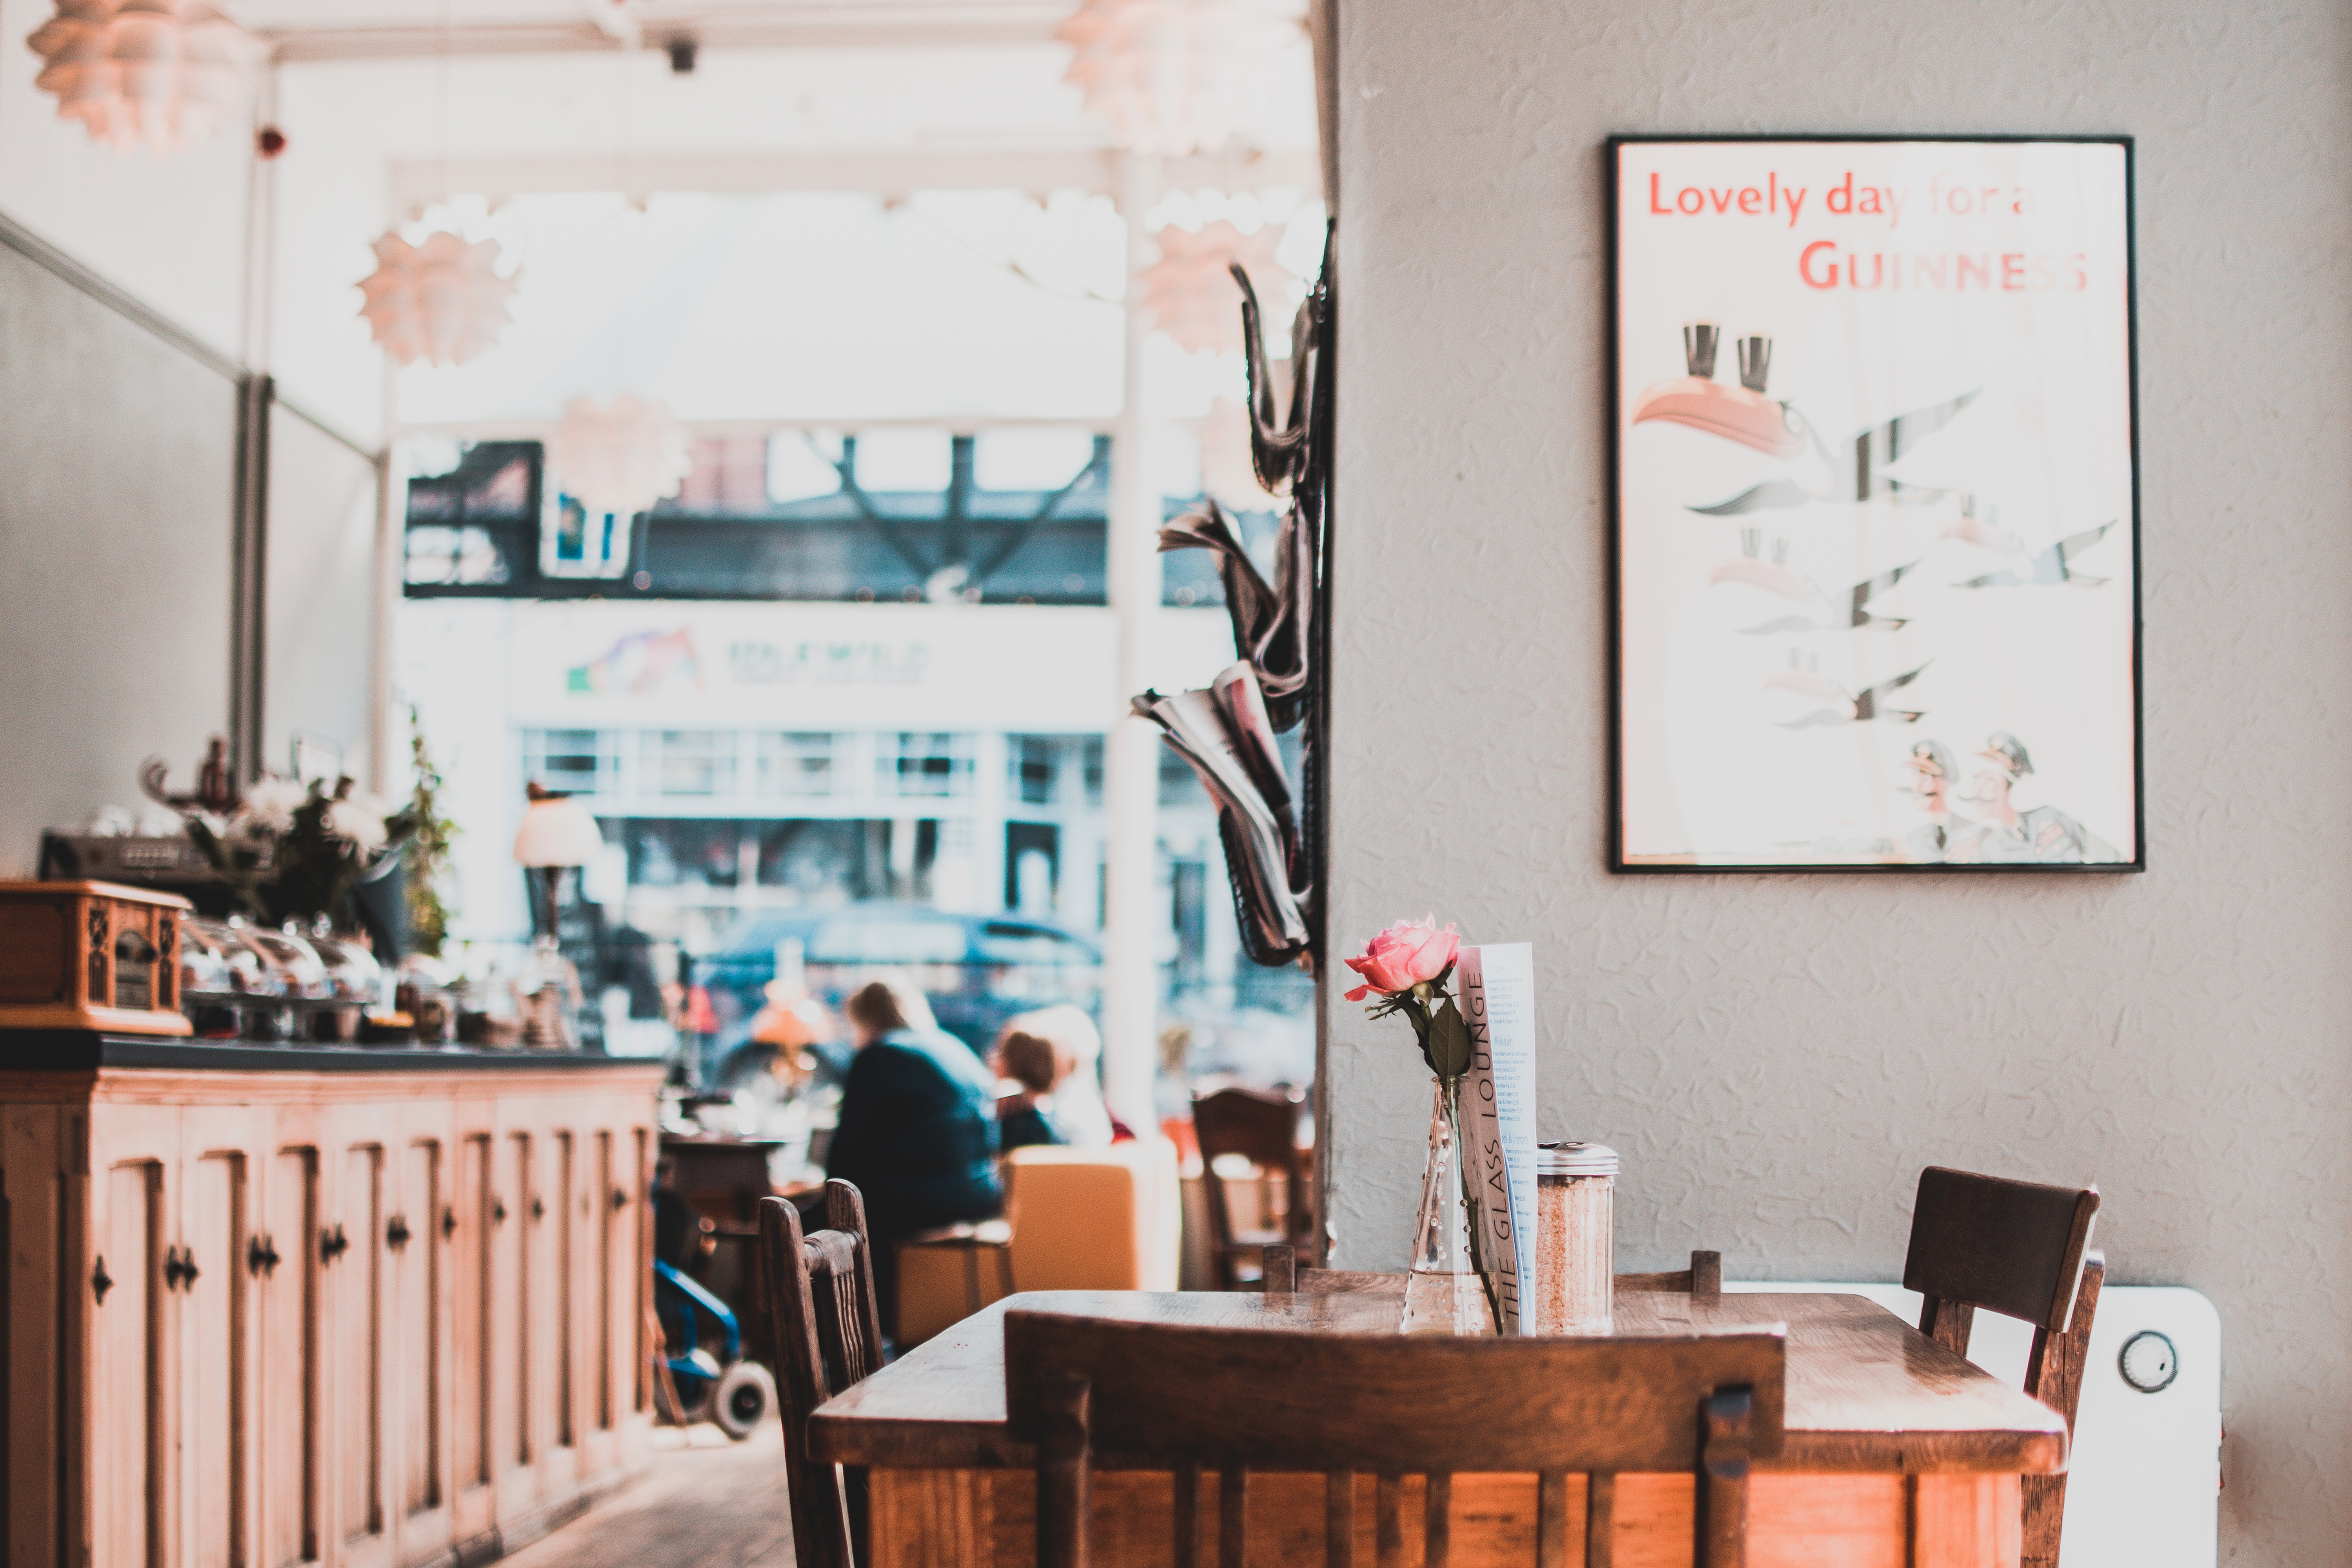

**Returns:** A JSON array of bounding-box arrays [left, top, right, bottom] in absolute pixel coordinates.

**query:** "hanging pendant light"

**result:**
[[1194, 396, 1278, 510], [1056, 0, 1305, 157], [356, 230, 517, 367], [27, 0, 261, 154], [549, 397, 692, 521], [1142, 219, 1290, 355]]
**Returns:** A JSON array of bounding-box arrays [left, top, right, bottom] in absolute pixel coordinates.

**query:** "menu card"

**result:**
[[1457, 943, 1538, 1334]]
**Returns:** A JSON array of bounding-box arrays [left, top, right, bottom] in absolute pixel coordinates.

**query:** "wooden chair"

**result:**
[[1192, 1086, 1312, 1289], [1263, 1245, 1722, 1305], [1900, 1166, 2103, 1568], [759, 1183, 886, 1568], [1006, 1309, 1786, 1568]]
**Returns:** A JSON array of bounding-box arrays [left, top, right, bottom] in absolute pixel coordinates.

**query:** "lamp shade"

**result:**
[[357, 230, 518, 368], [549, 396, 693, 521], [27, 0, 261, 154], [1142, 220, 1290, 356], [513, 798, 605, 868], [1055, 0, 1305, 157]]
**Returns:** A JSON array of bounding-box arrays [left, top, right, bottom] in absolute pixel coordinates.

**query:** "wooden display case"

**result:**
[[0, 1040, 664, 1568], [0, 881, 193, 1036]]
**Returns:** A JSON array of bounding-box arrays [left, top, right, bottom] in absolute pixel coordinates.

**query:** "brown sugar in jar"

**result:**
[[1535, 1141, 1617, 1335]]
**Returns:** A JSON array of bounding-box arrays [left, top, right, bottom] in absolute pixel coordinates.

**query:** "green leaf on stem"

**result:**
[[1426, 996, 1472, 1080]]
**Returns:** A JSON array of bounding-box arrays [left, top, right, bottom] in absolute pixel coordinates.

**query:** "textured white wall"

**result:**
[[1324, 2, 2351, 1560]]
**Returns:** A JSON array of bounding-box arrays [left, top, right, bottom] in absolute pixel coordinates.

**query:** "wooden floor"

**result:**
[[502, 1424, 795, 1568]]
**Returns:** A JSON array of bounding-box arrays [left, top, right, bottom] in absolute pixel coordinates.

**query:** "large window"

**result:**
[[756, 732, 835, 797], [880, 732, 974, 799], [654, 730, 736, 796]]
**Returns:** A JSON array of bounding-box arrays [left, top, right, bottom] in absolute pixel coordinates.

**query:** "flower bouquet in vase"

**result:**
[[1345, 916, 1498, 1335]]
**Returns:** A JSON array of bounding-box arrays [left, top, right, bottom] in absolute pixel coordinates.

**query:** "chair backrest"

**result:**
[[1007, 1311, 1785, 1568], [1900, 1166, 2103, 1568], [759, 1183, 886, 1568], [1004, 1140, 1182, 1292], [1902, 1166, 2100, 1345], [1192, 1086, 1311, 1271]]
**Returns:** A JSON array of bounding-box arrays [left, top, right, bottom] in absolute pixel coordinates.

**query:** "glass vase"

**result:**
[[1401, 1076, 1499, 1335]]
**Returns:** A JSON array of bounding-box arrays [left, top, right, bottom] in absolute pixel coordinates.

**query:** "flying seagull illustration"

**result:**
[[1763, 660, 1933, 728], [1710, 533, 1921, 632], [1686, 388, 1981, 515], [1937, 494, 2025, 554], [1957, 521, 2119, 589]]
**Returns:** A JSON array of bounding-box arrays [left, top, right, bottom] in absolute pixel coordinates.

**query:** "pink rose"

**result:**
[[1343, 916, 1461, 1001]]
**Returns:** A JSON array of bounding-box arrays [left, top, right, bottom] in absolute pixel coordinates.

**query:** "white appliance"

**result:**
[[1726, 1281, 2220, 1567]]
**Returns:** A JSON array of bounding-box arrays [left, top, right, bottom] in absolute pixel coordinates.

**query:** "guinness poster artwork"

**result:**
[[1610, 137, 2142, 871]]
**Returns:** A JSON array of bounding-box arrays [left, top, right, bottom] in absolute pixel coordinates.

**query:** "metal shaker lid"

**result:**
[[1537, 1141, 1619, 1177]]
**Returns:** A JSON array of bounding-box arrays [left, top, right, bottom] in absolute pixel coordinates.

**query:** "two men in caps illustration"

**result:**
[[1906, 731, 2117, 863]]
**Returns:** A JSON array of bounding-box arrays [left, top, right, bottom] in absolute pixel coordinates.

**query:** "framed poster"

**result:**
[[1609, 136, 2142, 871]]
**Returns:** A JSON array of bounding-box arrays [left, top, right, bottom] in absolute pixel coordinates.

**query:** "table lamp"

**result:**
[[513, 784, 604, 1049], [514, 782, 605, 938]]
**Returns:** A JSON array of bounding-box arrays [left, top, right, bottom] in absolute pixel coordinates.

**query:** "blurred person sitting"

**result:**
[[993, 1027, 1071, 1152], [824, 974, 1002, 1331], [999, 1004, 1133, 1147]]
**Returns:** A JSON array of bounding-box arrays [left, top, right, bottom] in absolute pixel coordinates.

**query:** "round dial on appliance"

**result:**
[[2118, 1329, 2178, 1393]]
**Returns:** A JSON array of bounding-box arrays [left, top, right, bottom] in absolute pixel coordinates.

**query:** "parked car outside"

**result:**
[[685, 901, 1101, 1092]]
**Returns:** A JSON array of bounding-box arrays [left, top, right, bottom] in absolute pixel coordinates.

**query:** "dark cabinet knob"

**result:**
[[162, 1246, 198, 1290], [492, 1197, 508, 1226], [320, 1224, 350, 1263], [180, 1249, 200, 1287], [248, 1234, 282, 1277], [531, 1197, 546, 1221], [442, 1206, 457, 1238], [386, 1215, 412, 1251], [92, 1256, 113, 1303], [610, 1189, 630, 1211]]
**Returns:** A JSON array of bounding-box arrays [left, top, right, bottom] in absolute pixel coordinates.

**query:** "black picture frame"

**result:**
[[1604, 134, 2145, 874]]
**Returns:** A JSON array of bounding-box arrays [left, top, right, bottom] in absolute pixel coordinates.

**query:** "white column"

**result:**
[[1100, 149, 1163, 1131]]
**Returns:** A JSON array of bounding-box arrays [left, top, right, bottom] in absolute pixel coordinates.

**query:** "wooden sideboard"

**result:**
[[0, 1036, 665, 1568]]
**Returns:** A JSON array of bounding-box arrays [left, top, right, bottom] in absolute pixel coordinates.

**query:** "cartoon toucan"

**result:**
[[1630, 325, 1979, 516], [1709, 528, 1920, 632], [1957, 521, 2118, 589], [1763, 654, 1932, 728], [1628, 325, 1809, 459]]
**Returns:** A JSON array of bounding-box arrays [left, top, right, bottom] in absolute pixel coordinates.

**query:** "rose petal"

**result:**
[[1343, 984, 1370, 1002]]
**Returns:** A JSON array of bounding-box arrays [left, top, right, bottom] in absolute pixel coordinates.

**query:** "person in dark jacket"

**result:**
[[823, 974, 1002, 1335]]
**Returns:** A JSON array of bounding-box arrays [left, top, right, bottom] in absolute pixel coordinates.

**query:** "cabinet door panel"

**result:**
[[503, 1131, 532, 1474], [594, 1131, 614, 1434], [452, 1134, 491, 1494], [336, 1145, 384, 1548], [100, 1160, 164, 1568], [183, 1151, 245, 1568], [261, 1148, 318, 1568], [397, 1140, 442, 1518], [554, 1131, 575, 1454]]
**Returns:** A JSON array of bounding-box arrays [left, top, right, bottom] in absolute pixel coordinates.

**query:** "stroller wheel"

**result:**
[[710, 1360, 776, 1441]]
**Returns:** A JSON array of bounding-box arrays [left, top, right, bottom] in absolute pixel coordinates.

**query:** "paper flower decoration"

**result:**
[[1142, 220, 1290, 355], [26, 0, 261, 154], [549, 397, 692, 521], [1194, 396, 1276, 510], [1056, 0, 1304, 157], [357, 230, 517, 367]]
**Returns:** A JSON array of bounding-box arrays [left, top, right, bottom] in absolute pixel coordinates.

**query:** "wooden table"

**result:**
[[809, 1288, 2067, 1567]]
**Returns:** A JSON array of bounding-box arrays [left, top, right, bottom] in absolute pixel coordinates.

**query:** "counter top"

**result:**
[[0, 1030, 670, 1074]]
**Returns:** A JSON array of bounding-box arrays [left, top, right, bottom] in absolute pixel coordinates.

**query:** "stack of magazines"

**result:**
[[1133, 662, 1307, 959]]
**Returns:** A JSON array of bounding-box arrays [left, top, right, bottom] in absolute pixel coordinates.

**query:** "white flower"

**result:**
[[232, 778, 308, 837], [324, 798, 388, 855]]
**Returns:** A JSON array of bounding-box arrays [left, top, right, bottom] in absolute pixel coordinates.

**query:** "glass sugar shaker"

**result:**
[[1536, 1142, 1617, 1334]]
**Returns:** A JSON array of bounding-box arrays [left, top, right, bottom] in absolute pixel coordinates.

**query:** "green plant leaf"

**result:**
[[1426, 996, 1472, 1080]]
